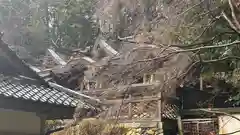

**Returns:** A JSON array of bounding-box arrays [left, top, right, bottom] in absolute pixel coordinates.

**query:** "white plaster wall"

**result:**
[[0, 108, 41, 135], [219, 114, 240, 135]]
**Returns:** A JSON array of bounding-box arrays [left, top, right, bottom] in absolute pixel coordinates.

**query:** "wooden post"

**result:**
[[157, 92, 163, 135], [177, 116, 183, 135], [96, 79, 99, 88], [200, 75, 203, 91], [150, 74, 154, 83], [197, 122, 199, 135], [96, 79, 103, 89], [36, 113, 46, 135], [128, 94, 132, 119], [143, 74, 147, 84], [99, 81, 102, 88], [80, 81, 84, 91], [40, 117, 46, 135]]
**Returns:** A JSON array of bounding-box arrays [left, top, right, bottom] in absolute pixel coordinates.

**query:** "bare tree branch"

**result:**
[[175, 0, 205, 18], [192, 18, 218, 42], [119, 31, 236, 49], [203, 56, 240, 63], [222, 11, 240, 34], [175, 40, 240, 53], [116, 41, 240, 65], [228, 0, 240, 30]]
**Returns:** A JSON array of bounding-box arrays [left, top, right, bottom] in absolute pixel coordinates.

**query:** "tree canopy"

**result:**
[[1, 0, 240, 99], [0, 0, 98, 58]]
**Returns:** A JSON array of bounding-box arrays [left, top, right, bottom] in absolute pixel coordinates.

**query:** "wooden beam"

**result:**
[[120, 121, 158, 128], [68, 57, 96, 65], [107, 116, 161, 122], [47, 49, 67, 65], [99, 39, 119, 56], [49, 82, 101, 104], [29, 65, 41, 72], [182, 107, 240, 115], [82, 83, 160, 95], [82, 56, 96, 63], [103, 96, 160, 104], [182, 118, 217, 122], [38, 70, 51, 77], [119, 119, 162, 122]]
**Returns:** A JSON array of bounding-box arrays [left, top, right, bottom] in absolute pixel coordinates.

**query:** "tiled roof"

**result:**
[[0, 74, 80, 107]]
